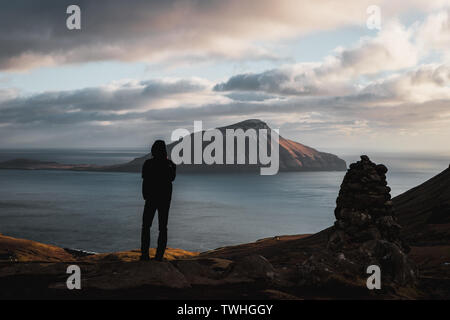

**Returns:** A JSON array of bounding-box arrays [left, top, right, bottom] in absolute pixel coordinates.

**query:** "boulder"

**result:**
[[81, 261, 190, 290], [231, 255, 276, 280], [172, 258, 233, 285]]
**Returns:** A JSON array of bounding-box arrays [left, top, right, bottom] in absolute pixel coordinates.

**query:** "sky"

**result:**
[[0, 0, 449, 155]]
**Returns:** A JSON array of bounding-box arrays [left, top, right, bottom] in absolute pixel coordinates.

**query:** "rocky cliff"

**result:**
[[394, 164, 450, 246]]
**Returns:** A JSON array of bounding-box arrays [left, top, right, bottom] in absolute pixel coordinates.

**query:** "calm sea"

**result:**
[[0, 149, 448, 252]]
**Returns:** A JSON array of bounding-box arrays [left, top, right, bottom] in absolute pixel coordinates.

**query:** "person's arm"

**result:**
[[142, 160, 147, 179], [169, 160, 176, 182], [142, 160, 148, 200]]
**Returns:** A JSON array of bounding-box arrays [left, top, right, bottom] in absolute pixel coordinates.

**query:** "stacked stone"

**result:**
[[329, 155, 404, 250]]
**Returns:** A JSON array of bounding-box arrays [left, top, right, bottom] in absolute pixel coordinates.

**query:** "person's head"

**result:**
[[151, 140, 167, 159]]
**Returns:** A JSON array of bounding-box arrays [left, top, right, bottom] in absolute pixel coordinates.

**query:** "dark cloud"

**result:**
[[213, 70, 298, 94], [0, 78, 208, 124], [224, 92, 277, 102], [0, 0, 333, 70], [2, 0, 430, 71]]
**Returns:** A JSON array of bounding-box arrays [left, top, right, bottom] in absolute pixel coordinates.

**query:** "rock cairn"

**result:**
[[326, 155, 415, 285], [329, 155, 405, 249]]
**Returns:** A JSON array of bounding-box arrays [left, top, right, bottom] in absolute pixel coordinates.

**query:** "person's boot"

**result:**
[[140, 255, 150, 261], [153, 250, 164, 261], [153, 255, 163, 262]]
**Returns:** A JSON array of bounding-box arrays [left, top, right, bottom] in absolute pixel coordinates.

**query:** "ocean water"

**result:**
[[0, 149, 448, 252]]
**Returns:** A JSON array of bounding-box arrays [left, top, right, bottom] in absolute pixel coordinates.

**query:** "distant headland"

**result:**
[[0, 119, 347, 173]]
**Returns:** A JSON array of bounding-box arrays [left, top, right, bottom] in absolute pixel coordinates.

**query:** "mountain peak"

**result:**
[[221, 119, 269, 130]]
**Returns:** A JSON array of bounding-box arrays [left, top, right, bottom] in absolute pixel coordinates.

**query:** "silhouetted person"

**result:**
[[140, 140, 176, 261]]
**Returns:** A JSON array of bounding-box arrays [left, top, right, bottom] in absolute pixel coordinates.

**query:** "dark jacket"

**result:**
[[142, 158, 176, 201]]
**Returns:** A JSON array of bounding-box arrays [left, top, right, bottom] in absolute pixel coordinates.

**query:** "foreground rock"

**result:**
[[0, 234, 75, 262], [0, 230, 448, 299]]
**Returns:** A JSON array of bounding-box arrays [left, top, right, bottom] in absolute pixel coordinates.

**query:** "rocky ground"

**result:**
[[0, 156, 449, 299]]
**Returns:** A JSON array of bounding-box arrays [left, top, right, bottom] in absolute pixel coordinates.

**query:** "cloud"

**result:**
[[337, 21, 419, 74], [1, 4, 450, 151], [0, 78, 212, 125], [0, 0, 447, 71], [214, 20, 423, 96], [359, 64, 450, 104], [1, 72, 449, 150], [3, 74, 447, 128], [416, 8, 450, 61]]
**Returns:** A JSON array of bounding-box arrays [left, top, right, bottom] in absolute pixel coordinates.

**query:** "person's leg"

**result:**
[[155, 201, 170, 261], [141, 200, 157, 260]]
